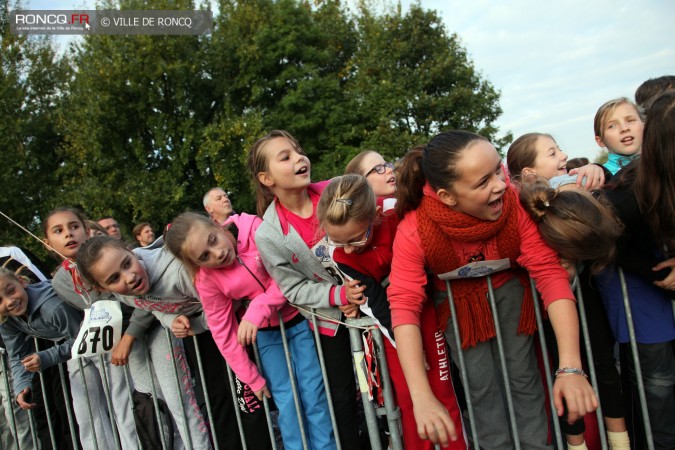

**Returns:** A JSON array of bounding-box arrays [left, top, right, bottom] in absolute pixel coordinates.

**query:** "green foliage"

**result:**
[[1, 0, 510, 251], [0, 0, 71, 258]]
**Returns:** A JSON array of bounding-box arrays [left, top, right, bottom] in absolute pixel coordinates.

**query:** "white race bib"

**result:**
[[71, 300, 123, 359], [438, 258, 511, 280]]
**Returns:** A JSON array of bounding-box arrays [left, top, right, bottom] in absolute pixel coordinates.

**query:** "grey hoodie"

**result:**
[[0, 281, 83, 395], [125, 244, 208, 334]]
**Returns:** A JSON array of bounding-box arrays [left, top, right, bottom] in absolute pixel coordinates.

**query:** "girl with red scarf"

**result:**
[[388, 131, 598, 449]]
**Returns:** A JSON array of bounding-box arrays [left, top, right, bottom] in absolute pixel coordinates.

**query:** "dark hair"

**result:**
[[395, 132, 489, 218], [519, 179, 623, 273], [635, 75, 675, 111], [247, 130, 305, 217], [42, 207, 89, 237], [132, 222, 152, 238], [634, 91, 675, 253], [76, 236, 132, 287], [344, 150, 377, 176], [506, 132, 554, 181], [566, 157, 589, 171]]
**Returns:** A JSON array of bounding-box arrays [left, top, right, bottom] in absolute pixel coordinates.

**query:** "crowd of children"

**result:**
[[1, 77, 674, 450]]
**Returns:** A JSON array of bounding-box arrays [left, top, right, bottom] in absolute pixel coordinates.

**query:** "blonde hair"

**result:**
[[344, 150, 377, 176], [247, 130, 305, 217], [164, 212, 218, 279], [594, 97, 642, 140], [0, 265, 30, 323], [317, 175, 377, 227]]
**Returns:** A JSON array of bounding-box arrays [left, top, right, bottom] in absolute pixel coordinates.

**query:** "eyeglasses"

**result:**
[[326, 225, 372, 248], [365, 162, 395, 177]]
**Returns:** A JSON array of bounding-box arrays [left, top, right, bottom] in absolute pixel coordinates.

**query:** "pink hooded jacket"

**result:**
[[195, 213, 299, 391]]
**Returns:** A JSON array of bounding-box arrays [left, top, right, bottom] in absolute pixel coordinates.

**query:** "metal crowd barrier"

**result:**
[[1, 270, 668, 449]]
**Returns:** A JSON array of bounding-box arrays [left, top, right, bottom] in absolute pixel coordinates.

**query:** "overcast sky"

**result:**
[[29, 0, 675, 160]]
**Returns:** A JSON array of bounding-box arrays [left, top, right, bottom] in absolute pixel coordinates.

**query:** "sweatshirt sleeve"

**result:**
[[196, 274, 265, 391], [515, 203, 575, 307], [124, 308, 154, 339], [0, 326, 35, 396], [255, 223, 345, 309], [35, 302, 83, 370], [387, 215, 428, 329], [241, 278, 288, 329]]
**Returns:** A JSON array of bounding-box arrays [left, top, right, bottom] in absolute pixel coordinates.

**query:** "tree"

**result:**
[[344, 1, 510, 165], [0, 0, 71, 254], [57, 0, 217, 234]]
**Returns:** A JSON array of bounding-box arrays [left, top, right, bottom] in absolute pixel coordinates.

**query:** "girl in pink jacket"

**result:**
[[165, 211, 336, 450]]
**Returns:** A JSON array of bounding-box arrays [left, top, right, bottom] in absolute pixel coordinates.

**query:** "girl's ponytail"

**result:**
[[395, 145, 427, 218], [519, 178, 623, 273], [518, 179, 556, 222]]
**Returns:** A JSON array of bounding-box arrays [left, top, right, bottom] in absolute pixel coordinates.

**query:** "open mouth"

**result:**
[[621, 136, 634, 144], [488, 197, 503, 209], [65, 240, 78, 249], [295, 166, 308, 175], [386, 176, 395, 184], [132, 278, 143, 291]]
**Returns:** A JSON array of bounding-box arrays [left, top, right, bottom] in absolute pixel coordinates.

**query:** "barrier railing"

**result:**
[[1, 269, 668, 449]]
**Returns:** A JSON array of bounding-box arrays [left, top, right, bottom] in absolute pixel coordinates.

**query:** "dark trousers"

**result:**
[[623, 340, 675, 450], [184, 331, 272, 450], [319, 325, 364, 449], [544, 271, 625, 435]]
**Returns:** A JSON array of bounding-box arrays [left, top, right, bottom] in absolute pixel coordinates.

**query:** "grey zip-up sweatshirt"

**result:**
[[52, 263, 154, 339], [255, 191, 349, 336], [0, 281, 83, 395], [124, 244, 208, 334]]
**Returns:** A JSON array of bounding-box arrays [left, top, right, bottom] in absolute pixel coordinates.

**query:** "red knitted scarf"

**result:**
[[417, 186, 536, 349]]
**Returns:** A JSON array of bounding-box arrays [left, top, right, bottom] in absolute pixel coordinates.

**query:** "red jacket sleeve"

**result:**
[[515, 202, 575, 308], [387, 212, 427, 329]]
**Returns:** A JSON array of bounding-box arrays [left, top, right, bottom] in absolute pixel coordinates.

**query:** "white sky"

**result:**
[[28, 0, 675, 160]]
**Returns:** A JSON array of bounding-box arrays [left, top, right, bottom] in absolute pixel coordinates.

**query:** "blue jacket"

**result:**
[[0, 281, 83, 395]]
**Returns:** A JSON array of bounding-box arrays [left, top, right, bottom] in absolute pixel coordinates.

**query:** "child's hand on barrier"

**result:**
[[569, 164, 605, 190], [653, 257, 675, 290], [21, 354, 41, 372], [171, 315, 193, 338], [16, 388, 36, 410], [237, 320, 259, 346], [254, 385, 271, 401], [560, 258, 576, 281], [413, 393, 458, 446], [111, 334, 135, 366], [346, 279, 367, 305], [553, 372, 598, 424], [339, 303, 360, 318]]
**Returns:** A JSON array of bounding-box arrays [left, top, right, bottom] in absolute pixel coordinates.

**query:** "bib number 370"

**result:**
[[72, 300, 123, 359]]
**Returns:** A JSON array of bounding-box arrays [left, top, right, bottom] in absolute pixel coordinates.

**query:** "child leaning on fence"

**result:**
[[0, 269, 82, 409], [387, 131, 598, 449], [165, 211, 337, 450], [317, 174, 467, 450], [43, 207, 142, 449], [597, 91, 675, 449], [76, 235, 272, 450], [249, 130, 367, 449]]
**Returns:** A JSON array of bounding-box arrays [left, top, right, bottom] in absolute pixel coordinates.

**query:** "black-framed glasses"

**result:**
[[365, 162, 395, 177], [326, 224, 372, 248]]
